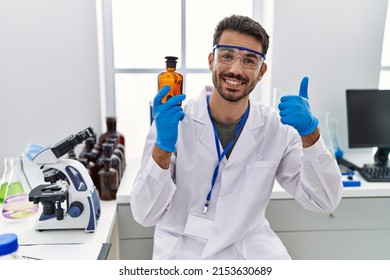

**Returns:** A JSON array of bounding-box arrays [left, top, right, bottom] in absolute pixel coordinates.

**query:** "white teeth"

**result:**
[[225, 79, 242, 85]]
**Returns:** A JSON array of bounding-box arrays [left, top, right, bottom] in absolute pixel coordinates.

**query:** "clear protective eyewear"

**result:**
[[213, 44, 266, 70]]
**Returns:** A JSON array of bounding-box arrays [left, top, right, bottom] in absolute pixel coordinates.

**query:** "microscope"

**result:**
[[29, 127, 101, 232]]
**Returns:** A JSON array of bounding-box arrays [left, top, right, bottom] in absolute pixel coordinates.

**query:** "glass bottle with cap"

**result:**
[[0, 233, 23, 260], [99, 116, 125, 147], [79, 137, 99, 162], [98, 158, 119, 201], [157, 56, 183, 104], [96, 143, 122, 182], [107, 136, 126, 173]]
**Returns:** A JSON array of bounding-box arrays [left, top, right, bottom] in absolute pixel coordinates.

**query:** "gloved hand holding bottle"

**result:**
[[153, 85, 186, 152], [278, 77, 318, 136]]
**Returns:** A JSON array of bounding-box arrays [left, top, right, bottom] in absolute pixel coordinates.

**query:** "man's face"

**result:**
[[208, 30, 267, 103]]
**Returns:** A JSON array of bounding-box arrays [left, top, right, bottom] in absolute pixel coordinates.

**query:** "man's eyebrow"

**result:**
[[243, 52, 260, 59], [219, 47, 235, 52]]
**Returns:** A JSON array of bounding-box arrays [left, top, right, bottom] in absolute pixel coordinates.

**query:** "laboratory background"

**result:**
[[0, 0, 390, 260]]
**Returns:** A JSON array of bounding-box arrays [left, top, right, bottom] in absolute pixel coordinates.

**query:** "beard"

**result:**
[[212, 71, 258, 102]]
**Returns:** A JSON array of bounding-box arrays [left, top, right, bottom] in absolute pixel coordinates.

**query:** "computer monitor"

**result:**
[[346, 89, 390, 166]]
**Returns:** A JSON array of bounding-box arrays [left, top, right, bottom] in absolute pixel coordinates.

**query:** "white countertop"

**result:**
[[0, 199, 117, 259], [17, 243, 105, 260], [0, 200, 117, 245], [116, 151, 390, 204]]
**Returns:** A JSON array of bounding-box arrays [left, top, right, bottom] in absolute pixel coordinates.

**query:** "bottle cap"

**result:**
[[0, 233, 18, 256], [165, 56, 178, 61], [102, 143, 114, 150], [165, 56, 178, 68], [106, 116, 117, 123]]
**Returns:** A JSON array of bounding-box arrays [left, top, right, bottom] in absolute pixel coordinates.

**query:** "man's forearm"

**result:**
[[301, 127, 320, 148], [152, 144, 172, 169]]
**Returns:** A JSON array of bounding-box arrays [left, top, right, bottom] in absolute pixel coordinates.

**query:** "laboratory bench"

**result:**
[[116, 151, 390, 260], [0, 200, 119, 260], [0, 152, 121, 260]]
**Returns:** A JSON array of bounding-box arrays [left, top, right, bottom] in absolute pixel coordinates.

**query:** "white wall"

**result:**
[[271, 0, 388, 153], [0, 0, 388, 177], [0, 0, 102, 175]]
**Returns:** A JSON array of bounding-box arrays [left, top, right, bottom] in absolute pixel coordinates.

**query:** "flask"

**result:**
[[0, 233, 22, 260], [0, 157, 14, 204], [1, 156, 39, 220], [329, 118, 344, 158], [99, 116, 125, 146], [98, 158, 119, 201], [157, 56, 183, 104], [316, 111, 335, 158]]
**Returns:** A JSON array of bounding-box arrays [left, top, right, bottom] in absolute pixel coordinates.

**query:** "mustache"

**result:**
[[221, 73, 248, 83]]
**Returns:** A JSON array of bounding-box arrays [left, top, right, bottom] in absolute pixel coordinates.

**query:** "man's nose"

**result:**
[[229, 55, 245, 72]]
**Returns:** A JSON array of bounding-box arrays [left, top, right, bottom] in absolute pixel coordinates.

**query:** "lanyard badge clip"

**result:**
[[203, 200, 210, 214]]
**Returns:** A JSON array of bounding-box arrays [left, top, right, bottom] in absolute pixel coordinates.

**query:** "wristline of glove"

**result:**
[[156, 140, 176, 153], [298, 117, 319, 136]]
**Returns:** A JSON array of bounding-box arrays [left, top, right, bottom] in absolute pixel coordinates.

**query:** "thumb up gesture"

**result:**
[[278, 77, 318, 136]]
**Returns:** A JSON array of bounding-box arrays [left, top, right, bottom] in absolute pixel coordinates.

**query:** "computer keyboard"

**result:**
[[358, 165, 390, 182]]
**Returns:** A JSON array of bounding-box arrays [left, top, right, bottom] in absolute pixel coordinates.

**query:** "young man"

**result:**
[[131, 15, 343, 259]]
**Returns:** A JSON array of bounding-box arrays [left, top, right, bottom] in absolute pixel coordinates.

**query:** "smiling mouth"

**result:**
[[223, 78, 245, 86]]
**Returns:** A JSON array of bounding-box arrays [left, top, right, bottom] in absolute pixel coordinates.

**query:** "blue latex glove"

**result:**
[[153, 86, 186, 152], [278, 77, 318, 136]]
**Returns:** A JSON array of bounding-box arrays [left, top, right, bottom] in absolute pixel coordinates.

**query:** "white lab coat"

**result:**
[[131, 86, 343, 260]]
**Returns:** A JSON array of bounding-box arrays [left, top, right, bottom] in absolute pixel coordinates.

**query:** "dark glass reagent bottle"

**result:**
[[96, 143, 122, 182], [98, 158, 118, 201], [99, 117, 125, 146]]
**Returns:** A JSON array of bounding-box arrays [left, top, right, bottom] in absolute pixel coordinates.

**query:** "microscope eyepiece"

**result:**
[[51, 127, 95, 158], [76, 127, 95, 143]]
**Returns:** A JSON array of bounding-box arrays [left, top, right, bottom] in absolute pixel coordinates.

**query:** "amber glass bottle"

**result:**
[[84, 152, 100, 189], [79, 137, 99, 162], [158, 56, 183, 104], [96, 143, 122, 182], [98, 158, 118, 201], [99, 116, 125, 146], [107, 136, 126, 173]]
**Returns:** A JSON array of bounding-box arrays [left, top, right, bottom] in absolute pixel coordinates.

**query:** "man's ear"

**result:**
[[208, 52, 214, 71], [257, 63, 267, 81]]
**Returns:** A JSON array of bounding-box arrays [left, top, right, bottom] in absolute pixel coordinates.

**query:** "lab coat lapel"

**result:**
[[193, 88, 218, 155], [198, 120, 218, 155], [225, 102, 264, 168]]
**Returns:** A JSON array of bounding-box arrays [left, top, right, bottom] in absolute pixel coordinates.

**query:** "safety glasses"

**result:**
[[213, 44, 266, 70]]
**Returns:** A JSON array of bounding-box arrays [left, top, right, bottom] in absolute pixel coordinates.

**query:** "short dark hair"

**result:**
[[213, 14, 270, 54]]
